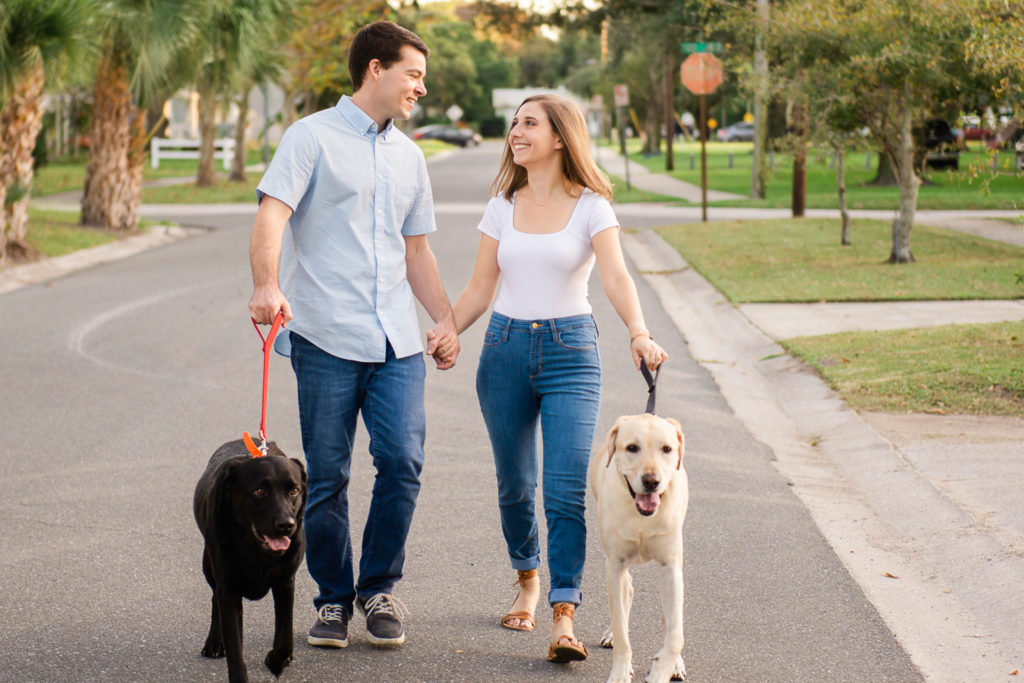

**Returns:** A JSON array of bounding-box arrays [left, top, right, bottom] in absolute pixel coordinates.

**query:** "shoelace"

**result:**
[[363, 593, 408, 620], [317, 604, 346, 624]]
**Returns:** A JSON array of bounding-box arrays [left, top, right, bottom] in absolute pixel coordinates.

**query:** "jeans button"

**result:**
[[531, 322, 539, 329]]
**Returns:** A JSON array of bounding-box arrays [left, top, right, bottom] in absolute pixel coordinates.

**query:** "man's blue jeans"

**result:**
[[290, 333, 426, 614], [476, 313, 602, 606]]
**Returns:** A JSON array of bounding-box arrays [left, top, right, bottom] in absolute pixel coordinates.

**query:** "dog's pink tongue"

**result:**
[[634, 492, 661, 513], [265, 536, 291, 551]]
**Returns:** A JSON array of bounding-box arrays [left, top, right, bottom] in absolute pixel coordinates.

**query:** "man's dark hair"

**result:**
[[348, 20, 429, 91]]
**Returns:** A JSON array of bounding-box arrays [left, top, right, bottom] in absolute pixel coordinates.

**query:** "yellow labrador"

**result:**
[[589, 414, 688, 683]]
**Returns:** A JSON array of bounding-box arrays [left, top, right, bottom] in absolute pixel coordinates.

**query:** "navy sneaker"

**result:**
[[307, 604, 349, 648], [357, 593, 407, 646]]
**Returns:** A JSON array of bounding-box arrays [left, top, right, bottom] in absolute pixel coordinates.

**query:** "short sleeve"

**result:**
[[586, 194, 620, 239], [401, 149, 437, 237], [476, 196, 507, 241], [256, 121, 320, 210]]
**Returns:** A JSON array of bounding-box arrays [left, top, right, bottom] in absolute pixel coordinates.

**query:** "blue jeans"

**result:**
[[289, 333, 426, 614], [476, 312, 602, 606]]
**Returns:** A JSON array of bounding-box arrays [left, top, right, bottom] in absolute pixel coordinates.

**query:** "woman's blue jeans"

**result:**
[[289, 333, 426, 613], [476, 312, 602, 606]]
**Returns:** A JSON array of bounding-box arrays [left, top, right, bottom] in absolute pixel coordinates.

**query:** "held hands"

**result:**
[[629, 331, 668, 371], [426, 327, 460, 370]]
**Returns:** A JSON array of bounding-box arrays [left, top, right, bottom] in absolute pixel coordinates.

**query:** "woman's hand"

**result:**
[[629, 332, 668, 371]]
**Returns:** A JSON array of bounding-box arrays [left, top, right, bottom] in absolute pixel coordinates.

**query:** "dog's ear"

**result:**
[[665, 417, 685, 470], [603, 416, 631, 467]]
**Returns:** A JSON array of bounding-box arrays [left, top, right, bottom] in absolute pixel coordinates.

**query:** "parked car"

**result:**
[[958, 115, 993, 141], [923, 118, 960, 170], [716, 121, 755, 142], [412, 124, 481, 147]]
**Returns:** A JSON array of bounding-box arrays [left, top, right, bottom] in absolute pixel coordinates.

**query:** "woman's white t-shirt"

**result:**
[[476, 189, 619, 320]]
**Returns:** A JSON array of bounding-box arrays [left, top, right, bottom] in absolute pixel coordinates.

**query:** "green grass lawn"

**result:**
[[606, 139, 1024, 210], [658, 218, 1024, 302], [22, 208, 121, 257], [658, 217, 1024, 415]]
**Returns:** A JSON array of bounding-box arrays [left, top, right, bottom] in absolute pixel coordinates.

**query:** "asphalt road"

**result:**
[[0, 141, 922, 682]]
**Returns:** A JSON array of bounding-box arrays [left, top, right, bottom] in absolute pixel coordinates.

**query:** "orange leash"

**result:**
[[243, 311, 284, 457]]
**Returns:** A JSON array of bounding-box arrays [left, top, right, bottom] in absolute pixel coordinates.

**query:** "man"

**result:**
[[247, 20, 459, 649]]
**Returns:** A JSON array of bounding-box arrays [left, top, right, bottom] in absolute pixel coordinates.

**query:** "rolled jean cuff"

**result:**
[[548, 587, 581, 606], [510, 555, 540, 572]]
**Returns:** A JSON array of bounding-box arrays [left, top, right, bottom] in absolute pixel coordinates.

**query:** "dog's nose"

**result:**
[[275, 517, 297, 535], [641, 474, 660, 492]]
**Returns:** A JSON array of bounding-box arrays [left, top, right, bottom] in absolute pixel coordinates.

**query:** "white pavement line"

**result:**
[[621, 229, 1023, 683]]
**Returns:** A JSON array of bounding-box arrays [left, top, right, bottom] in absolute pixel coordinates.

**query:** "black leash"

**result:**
[[640, 362, 660, 415]]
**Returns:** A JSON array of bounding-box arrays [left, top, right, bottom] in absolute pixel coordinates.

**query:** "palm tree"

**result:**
[[80, 0, 203, 231], [193, 0, 291, 187], [0, 0, 94, 263]]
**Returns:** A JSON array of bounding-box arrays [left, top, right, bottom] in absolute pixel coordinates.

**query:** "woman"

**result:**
[[434, 94, 667, 663]]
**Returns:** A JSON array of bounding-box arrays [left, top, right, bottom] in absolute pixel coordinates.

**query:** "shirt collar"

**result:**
[[336, 95, 394, 139]]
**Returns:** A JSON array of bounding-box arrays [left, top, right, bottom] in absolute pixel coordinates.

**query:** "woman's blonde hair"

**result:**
[[491, 94, 613, 201]]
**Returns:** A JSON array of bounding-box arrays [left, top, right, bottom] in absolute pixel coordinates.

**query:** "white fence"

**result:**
[[150, 137, 235, 170]]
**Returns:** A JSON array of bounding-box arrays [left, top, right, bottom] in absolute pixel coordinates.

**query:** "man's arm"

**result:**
[[404, 234, 459, 369], [248, 195, 294, 324]]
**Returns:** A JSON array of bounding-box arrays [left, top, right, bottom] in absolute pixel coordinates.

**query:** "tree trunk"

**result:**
[[869, 152, 899, 186], [0, 55, 46, 261], [642, 59, 661, 156], [230, 86, 251, 182], [750, 0, 769, 199], [836, 148, 850, 245], [82, 50, 142, 231], [790, 99, 806, 217], [196, 86, 218, 187], [888, 100, 920, 263]]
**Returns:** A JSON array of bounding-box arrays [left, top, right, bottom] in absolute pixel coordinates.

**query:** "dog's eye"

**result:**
[[253, 487, 267, 498], [625, 444, 640, 453], [662, 445, 673, 454], [288, 487, 300, 498]]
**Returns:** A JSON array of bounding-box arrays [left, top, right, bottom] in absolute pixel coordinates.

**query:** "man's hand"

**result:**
[[426, 325, 459, 370], [248, 285, 292, 325]]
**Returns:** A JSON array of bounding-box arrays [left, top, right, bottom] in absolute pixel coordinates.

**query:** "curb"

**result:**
[[0, 225, 202, 295]]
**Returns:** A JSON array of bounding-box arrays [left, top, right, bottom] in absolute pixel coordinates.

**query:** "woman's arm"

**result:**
[[452, 234, 501, 334], [592, 227, 668, 370]]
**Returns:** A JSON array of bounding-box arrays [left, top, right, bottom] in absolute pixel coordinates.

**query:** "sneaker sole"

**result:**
[[307, 635, 349, 648], [366, 632, 405, 647]]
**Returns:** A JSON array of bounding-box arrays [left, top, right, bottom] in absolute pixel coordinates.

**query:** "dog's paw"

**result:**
[[646, 653, 686, 682], [600, 626, 614, 648], [264, 649, 293, 676], [201, 639, 225, 659], [607, 660, 635, 683]]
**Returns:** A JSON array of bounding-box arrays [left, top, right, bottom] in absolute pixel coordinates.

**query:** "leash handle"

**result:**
[[249, 311, 284, 454], [640, 362, 660, 415]]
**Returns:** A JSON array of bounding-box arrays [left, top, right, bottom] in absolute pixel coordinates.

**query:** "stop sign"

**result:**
[[680, 53, 723, 95]]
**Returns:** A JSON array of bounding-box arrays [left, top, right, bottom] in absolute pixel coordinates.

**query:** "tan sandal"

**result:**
[[500, 569, 538, 631], [546, 602, 588, 662]]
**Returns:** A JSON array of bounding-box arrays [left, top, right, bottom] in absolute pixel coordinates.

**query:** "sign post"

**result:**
[[680, 52, 724, 222], [613, 84, 631, 190]]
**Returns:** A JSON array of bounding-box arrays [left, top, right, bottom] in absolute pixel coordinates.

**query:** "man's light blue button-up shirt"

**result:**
[[257, 96, 437, 362]]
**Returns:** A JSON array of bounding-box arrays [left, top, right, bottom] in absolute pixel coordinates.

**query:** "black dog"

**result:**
[[194, 439, 306, 683]]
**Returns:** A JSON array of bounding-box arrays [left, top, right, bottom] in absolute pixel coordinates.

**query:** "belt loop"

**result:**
[[501, 315, 511, 343]]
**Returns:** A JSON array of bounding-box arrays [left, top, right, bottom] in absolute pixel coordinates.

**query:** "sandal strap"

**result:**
[[513, 568, 538, 587], [552, 602, 576, 621]]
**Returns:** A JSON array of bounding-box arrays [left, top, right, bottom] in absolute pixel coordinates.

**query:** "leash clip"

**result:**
[[244, 311, 284, 457]]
